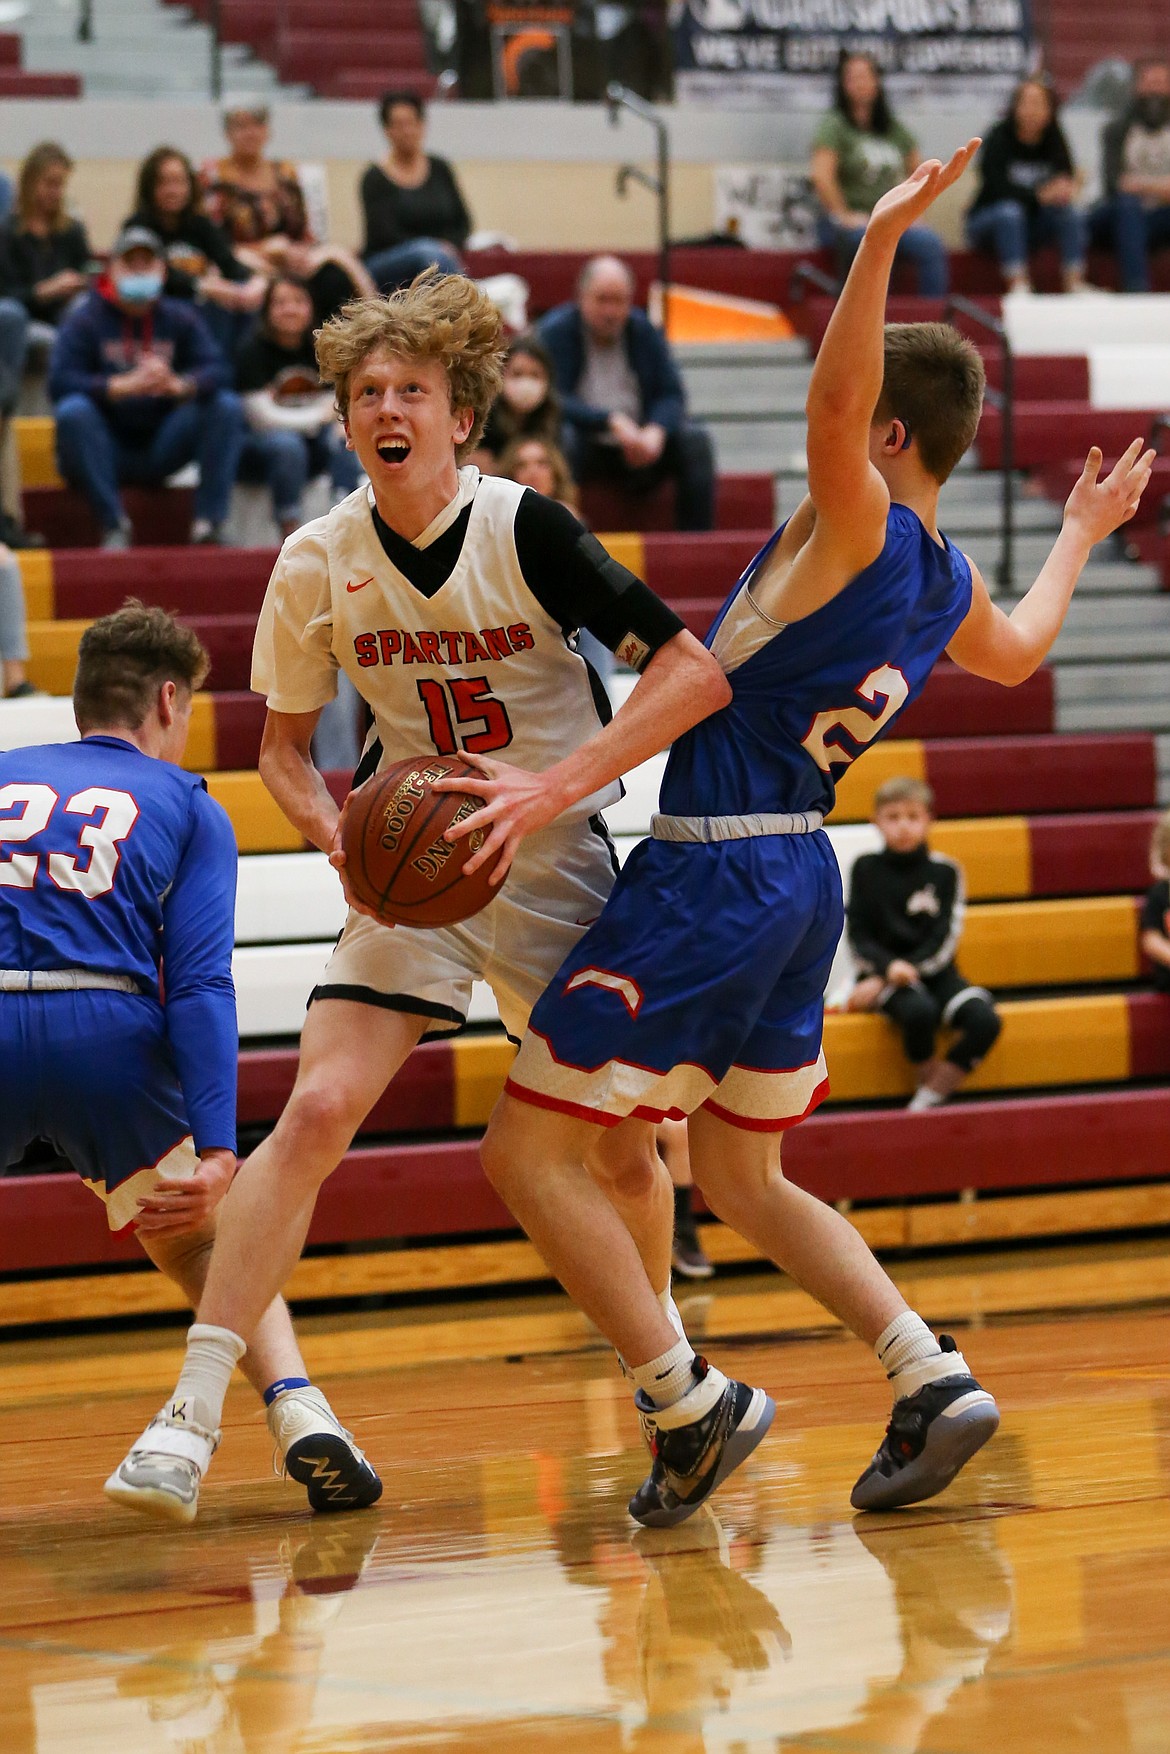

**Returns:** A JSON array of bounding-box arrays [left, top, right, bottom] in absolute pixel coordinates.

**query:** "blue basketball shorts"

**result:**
[[0, 990, 197, 1231], [507, 829, 844, 1130]]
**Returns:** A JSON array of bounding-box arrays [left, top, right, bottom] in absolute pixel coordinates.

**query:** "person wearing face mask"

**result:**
[[1096, 60, 1170, 293], [48, 226, 246, 548], [478, 334, 563, 466]]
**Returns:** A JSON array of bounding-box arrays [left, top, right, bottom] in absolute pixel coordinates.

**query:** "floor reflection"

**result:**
[[2, 1310, 1168, 1753]]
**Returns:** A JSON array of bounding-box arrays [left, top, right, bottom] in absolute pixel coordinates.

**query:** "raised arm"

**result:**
[[948, 439, 1155, 685], [805, 143, 978, 557]]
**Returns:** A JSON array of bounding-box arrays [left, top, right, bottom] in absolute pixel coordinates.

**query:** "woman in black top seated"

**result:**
[[235, 274, 361, 539], [965, 78, 1090, 292], [360, 90, 471, 292], [128, 146, 267, 354], [0, 141, 91, 332]]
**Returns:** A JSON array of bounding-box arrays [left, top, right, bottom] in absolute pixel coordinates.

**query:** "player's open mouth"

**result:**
[[375, 437, 411, 466]]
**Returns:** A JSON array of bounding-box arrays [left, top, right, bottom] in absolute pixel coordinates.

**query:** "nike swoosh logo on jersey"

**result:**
[[346, 576, 375, 593]]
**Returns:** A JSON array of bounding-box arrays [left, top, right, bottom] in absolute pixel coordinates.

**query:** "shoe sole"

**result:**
[[283, 1434, 384, 1513], [631, 1388, 776, 1530], [672, 1257, 715, 1281], [103, 1470, 198, 1526], [851, 1393, 1000, 1512]]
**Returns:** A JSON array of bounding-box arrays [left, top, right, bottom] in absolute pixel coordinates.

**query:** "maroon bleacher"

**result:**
[[5, 1073, 1170, 1276], [0, 32, 80, 96], [166, 0, 434, 98]]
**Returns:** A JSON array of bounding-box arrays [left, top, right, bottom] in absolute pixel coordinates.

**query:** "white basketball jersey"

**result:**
[[254, 468, 619, 821]]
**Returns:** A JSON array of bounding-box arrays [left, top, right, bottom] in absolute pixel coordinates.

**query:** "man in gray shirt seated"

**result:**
[[538, 256, 715, 530]]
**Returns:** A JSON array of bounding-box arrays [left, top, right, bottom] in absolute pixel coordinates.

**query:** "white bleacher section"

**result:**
[[1, 674, 868, 1037], [1000, 291, 1170, 357]]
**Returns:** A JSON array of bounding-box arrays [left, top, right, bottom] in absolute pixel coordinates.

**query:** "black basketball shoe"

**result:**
[[629, 1362, 775, 1529], [851, 1336, 999, 1512]]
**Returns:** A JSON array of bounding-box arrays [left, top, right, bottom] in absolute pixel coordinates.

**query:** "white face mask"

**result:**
[[503, 373, 547, 414]]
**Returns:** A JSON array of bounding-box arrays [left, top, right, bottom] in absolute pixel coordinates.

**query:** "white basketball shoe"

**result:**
[[267, 1386, 383, 1514], [104, 1397, 219, 1525]]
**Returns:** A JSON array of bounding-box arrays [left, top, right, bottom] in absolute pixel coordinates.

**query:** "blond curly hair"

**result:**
[[315, 272, 505, 457]]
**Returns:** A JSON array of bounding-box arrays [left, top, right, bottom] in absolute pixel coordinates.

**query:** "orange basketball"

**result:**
[[340, 755, 503, 927]]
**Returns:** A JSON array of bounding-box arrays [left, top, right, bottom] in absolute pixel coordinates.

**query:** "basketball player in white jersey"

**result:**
[[108, 274, 731, 1520]]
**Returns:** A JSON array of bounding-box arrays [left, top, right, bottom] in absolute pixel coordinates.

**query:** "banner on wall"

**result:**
[[672, 0, 1035, 106], [713, 164, 820, 247]]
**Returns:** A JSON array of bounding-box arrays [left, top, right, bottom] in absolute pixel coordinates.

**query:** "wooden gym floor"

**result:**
[[0, 1250, 1168, 1753]]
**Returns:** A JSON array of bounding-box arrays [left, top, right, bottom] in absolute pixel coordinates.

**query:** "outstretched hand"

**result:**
[[1063, 439, 1156, 546], [865, 140, 981, 247], [433, 753, 565, 886]]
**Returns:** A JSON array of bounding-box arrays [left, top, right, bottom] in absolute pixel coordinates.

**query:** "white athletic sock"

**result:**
[[170, 1323, 246, 1429], [630, 1337, 697, 1410], [660, 1283, 687, 1344], [876, 1312, 969, 1402]]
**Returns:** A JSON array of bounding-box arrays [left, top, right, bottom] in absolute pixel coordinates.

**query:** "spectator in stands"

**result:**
[[236, 274, 362, 539], [1140, 811, 1170, 993], [810, 51, 948, 297], [0, 544, 36, 698], [49, 225, 246, 549], [966, 78, 1090, 293], [478, 332, 563, 466], [539, 256, 715, 531], [499, 433, 577, 510], [201, 104, 376, 322], [845, 777, 1002, 1111], [0, 142, 90, 337], [1097, 59, 1170, 293], [128, 146, 267, 354], [360, 91, 470, 293]]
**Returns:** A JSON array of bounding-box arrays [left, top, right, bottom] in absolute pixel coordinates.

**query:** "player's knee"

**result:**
[[280, 1079, 365, 1168], [479, 1112, 519, 1197], [592, 1140, 661, 1210]]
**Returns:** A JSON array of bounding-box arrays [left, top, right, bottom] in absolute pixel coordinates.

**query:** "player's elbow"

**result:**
[[691, 648, 733, 716]]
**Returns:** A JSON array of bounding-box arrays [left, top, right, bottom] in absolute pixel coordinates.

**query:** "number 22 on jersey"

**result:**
[[0, 784, 140, 897], [801, 664, 909, 773]]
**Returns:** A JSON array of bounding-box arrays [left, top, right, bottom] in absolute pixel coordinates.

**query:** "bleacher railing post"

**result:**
[[209, 0, 223, 100], [606, 84, 671, 329]]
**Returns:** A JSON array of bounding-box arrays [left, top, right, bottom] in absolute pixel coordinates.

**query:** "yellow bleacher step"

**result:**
[[14, 415, 62, 491], [449, 991, 1136, 1127], [962, 895, 1140, 987]]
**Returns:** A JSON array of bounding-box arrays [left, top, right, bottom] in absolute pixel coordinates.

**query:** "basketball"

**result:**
[[341, 755, 503, 927]]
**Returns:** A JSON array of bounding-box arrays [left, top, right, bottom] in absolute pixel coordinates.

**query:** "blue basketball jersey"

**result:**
[[660, 503, 974, 819], [0, 735, 239, 1151]]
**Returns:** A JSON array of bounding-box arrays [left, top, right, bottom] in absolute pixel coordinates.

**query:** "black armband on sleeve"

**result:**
[[513, 489, 685, 670]]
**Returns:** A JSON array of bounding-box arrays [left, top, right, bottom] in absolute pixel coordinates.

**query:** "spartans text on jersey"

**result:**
[[352, 624, 536, 667]]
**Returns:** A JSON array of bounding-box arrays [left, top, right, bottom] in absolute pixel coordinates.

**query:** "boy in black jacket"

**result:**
[[847, 777, 1001, 1110]]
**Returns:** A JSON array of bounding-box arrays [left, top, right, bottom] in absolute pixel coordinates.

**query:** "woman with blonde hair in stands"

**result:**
[[201, 104, 376, 322], [0, 142, 91, 335]]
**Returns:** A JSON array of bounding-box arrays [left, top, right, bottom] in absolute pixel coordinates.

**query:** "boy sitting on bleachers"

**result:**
[[846, 776, 1001, 1110], [1140, 811, 1170, 993]]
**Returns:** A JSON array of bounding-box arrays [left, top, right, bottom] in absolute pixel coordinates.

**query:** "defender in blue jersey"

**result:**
[[0, 604, 380, 1520], [445, 147, 1155, 1527]]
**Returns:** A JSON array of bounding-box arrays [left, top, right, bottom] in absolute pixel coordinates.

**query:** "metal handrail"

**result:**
[[606, 83, 670, 330], [787, 259, 841, 305], [946, 295, 1015, 592], [209, 0, 223, 100]]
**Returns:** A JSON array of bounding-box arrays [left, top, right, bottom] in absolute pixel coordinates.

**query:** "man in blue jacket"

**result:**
[[538, 255, 715, 530], [48, 225, 245, 547]]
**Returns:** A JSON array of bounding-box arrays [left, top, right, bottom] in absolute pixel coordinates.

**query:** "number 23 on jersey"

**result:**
[[0, 784, 140, 898]]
